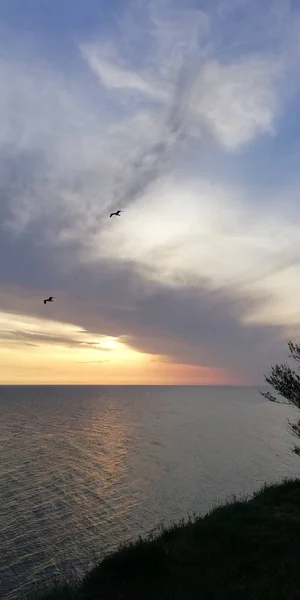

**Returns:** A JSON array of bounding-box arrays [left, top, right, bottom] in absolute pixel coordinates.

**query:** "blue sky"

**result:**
[[0, 0, 300, 383]]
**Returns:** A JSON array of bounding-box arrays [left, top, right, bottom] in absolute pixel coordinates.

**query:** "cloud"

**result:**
[[76, 360, 110, 364], [80, 46, 170, 102], [0, 0, 300, 382], [0, 273, 286, 383], [0, 0, 295, 244], [189, 57, 279, 149], [82, 35, 281, 151], [0, 309, 120, 352], [92, 175, 300, 303]]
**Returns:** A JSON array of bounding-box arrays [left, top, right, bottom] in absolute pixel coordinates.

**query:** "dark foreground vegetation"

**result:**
[[33, 478, 300, 600]]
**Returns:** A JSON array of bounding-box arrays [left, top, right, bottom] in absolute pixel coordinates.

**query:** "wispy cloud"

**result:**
[[189, 57, 279, 149], [0, 0, 300, 382], [0, 310, 120, 352], [76, 359, 110, 364], [82, 47, 280, 151], [80, 46, 170, 102]]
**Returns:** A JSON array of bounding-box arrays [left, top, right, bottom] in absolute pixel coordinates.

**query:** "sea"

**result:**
[[1, 385, 299, 599]]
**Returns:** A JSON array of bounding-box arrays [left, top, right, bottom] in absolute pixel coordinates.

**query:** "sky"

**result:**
[[0, 0, 300, 384]]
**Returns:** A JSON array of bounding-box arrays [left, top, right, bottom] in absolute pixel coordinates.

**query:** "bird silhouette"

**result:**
[[109, 210, 122, 218], [44, 296, 54, 305]]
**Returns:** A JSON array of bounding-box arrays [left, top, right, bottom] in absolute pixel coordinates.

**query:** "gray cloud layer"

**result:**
[[0, 0, 299, 382]]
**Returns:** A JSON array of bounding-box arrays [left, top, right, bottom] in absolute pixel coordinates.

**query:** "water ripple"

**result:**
[[0, 385, 299, 599]]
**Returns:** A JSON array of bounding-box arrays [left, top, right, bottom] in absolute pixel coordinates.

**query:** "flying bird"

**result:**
[[109, 210, 122, 218], [44, 296, 54, 305]]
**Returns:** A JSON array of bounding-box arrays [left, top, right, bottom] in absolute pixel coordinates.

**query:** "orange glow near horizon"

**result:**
[[0, 310, 243, 385], [0, 344, 242, 385]]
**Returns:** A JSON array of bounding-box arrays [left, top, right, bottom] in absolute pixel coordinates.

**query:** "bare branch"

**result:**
[[288, 341, 300, 364], [260, 390, 286, 404]]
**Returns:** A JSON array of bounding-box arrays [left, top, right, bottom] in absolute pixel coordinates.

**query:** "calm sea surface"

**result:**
[[1, 385, 299, 599]]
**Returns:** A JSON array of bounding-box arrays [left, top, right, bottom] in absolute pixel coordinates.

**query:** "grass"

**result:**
[[32, 478, 300, 600]]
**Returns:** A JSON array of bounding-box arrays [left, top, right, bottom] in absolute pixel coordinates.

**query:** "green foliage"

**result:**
[[33, 478, 300, 600], [262, 340, 300, 455]]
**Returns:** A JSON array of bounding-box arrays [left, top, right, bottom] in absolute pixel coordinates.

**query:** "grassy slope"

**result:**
[[34, 478, 300, 600]]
